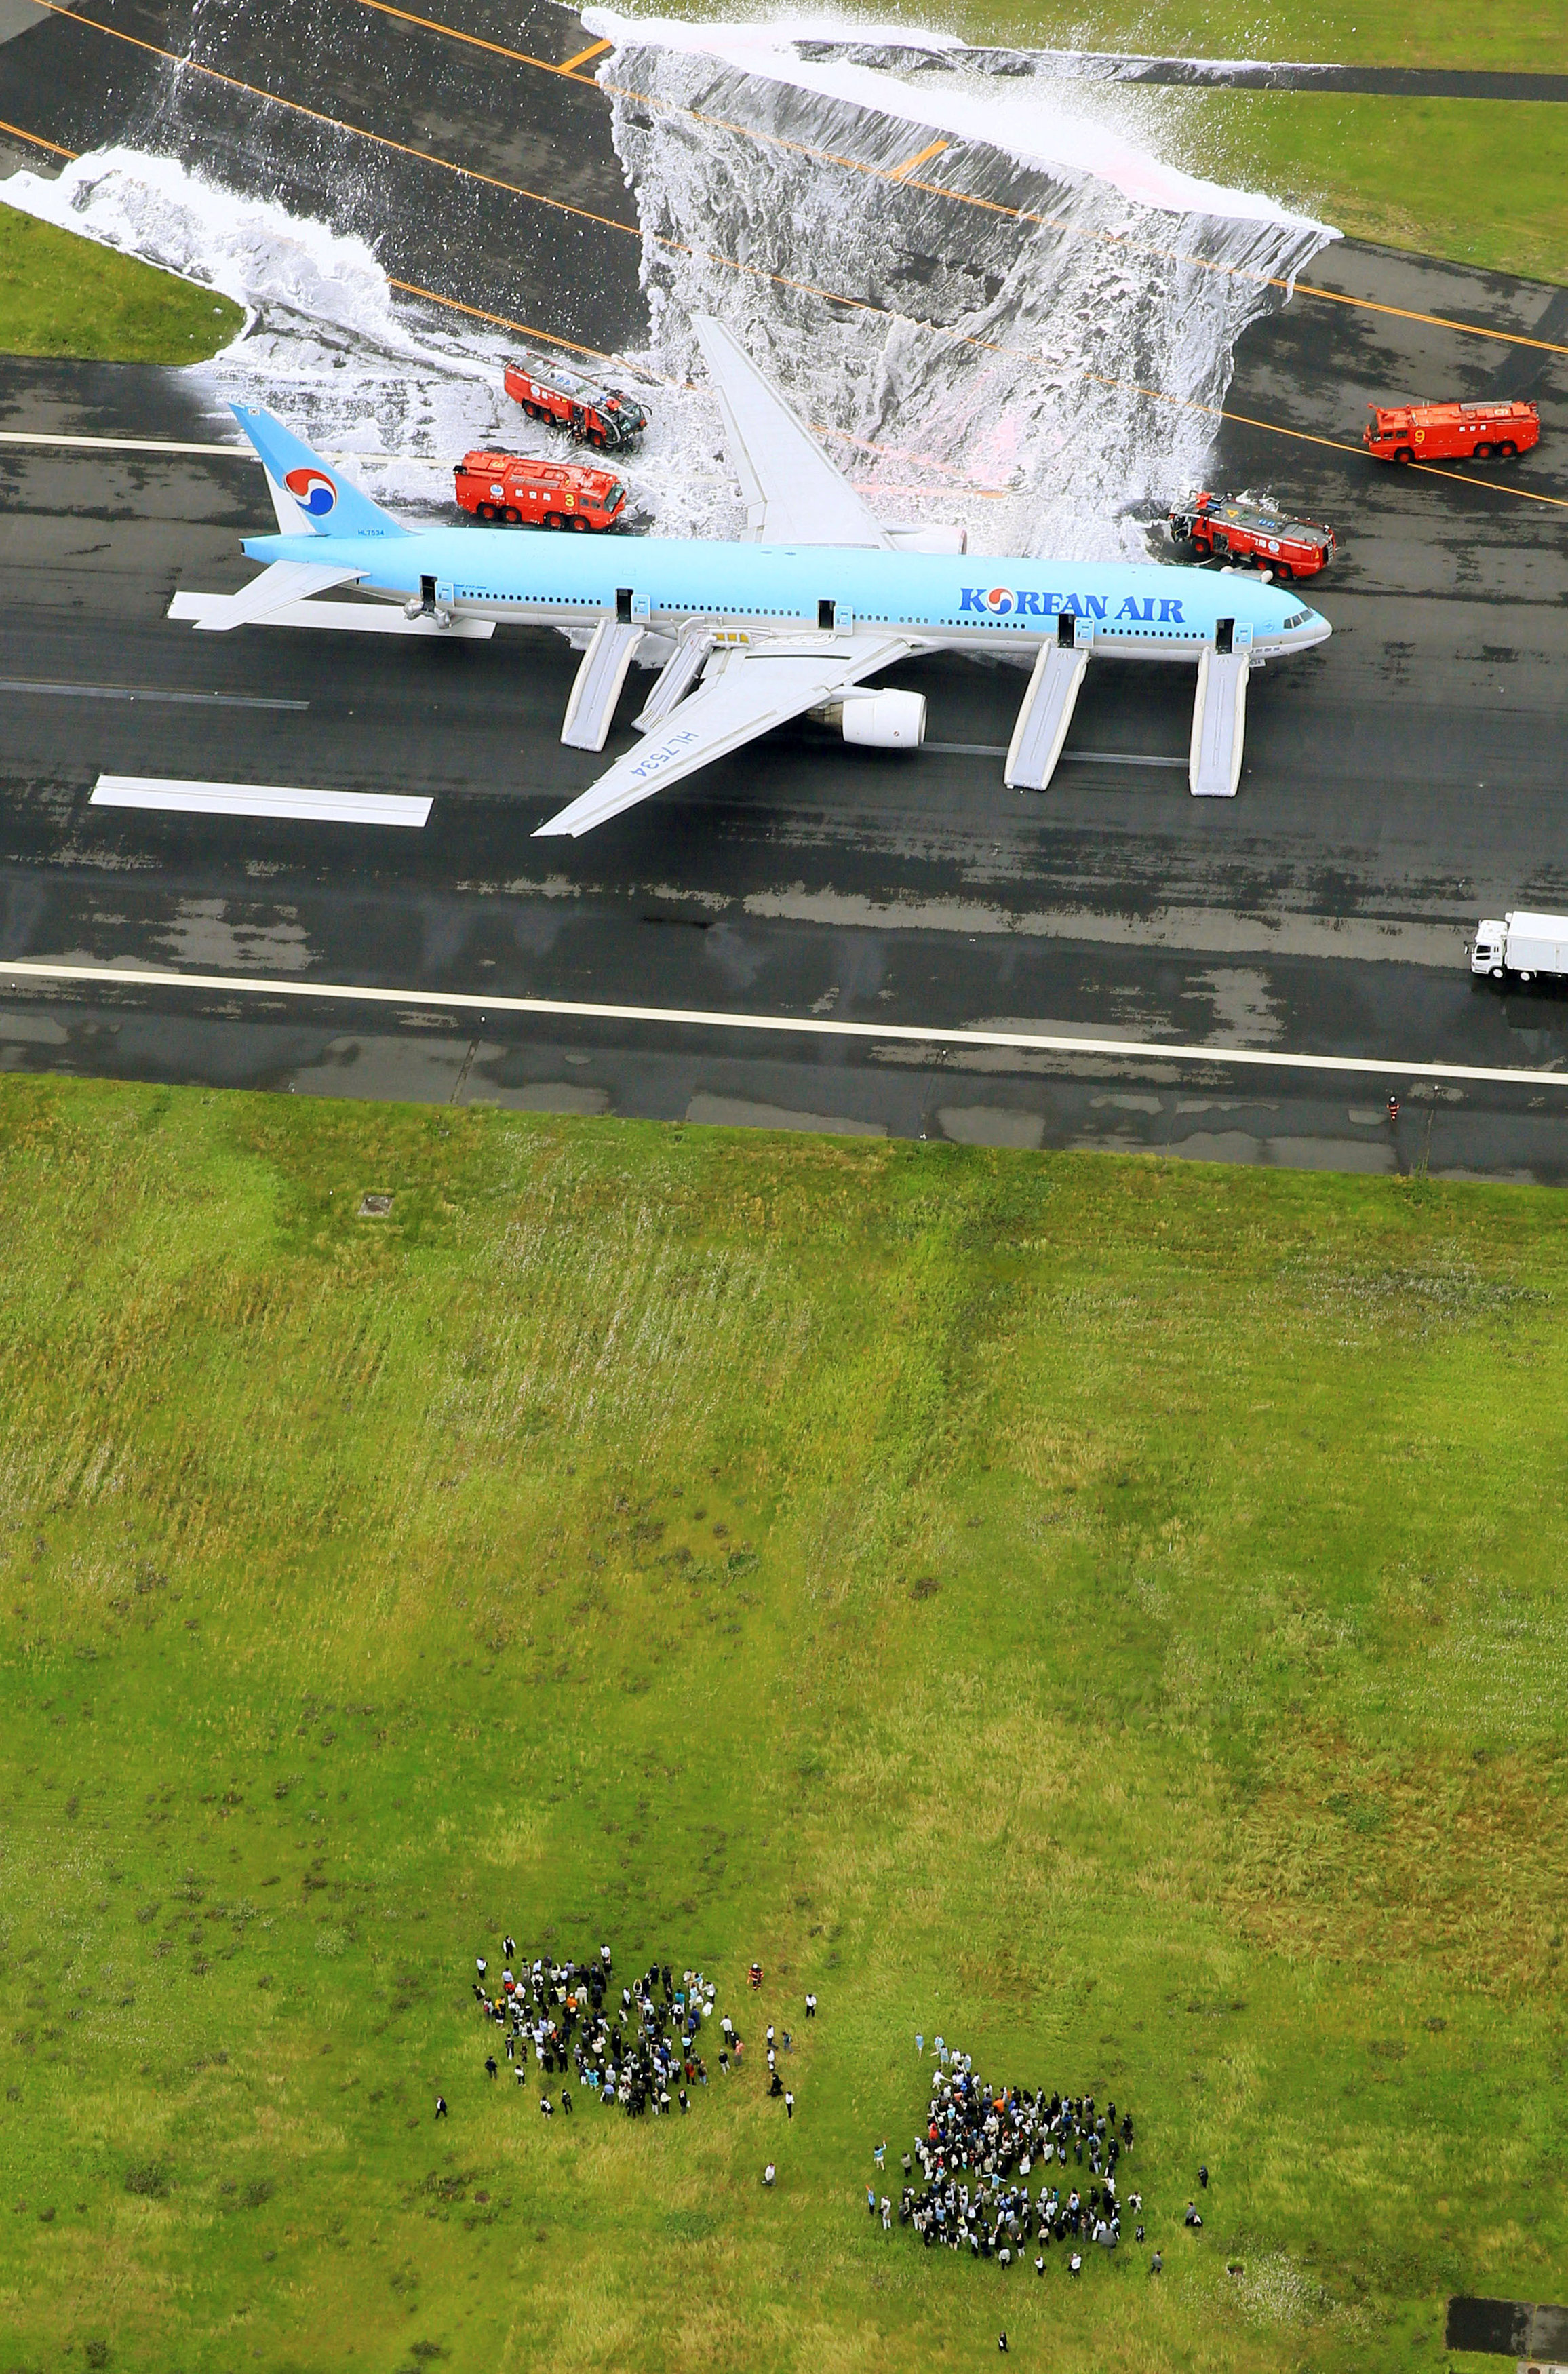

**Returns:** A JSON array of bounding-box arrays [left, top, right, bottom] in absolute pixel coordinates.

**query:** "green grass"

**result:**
[[668, 0, 1568, 283], [0, 206, 243, 363], [2, 1074, 1567, 2373], [823, 0, 1568, 73], [1173, 92, 1568, 286]]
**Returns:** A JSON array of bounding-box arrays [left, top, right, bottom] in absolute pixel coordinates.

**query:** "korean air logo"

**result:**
[[983, 586, 1014, 613], [283, 465, 337, 518]]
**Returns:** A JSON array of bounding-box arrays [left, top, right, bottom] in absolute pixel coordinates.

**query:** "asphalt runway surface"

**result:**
[[0, 0, 1566, 1178]]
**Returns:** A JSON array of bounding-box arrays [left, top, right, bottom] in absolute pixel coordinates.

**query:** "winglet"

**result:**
[[230, 405, 409, 539]]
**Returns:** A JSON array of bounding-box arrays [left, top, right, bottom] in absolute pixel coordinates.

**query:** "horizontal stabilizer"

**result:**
[[168, 590, 493, 639], [1005, 642, 1089, 792], [1189, 644, 1251, 797], [169, 560, 362, 633], [561, 618, 646, 751]]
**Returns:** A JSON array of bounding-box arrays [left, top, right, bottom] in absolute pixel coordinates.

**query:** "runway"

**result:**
[[0, 3, 1565, 1178]]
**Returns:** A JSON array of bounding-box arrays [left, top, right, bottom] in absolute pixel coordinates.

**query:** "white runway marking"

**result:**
[[0, 430, 251, 458], [0, 958, 1563, 1091], [0, 678, 307, 712], [0, 431, 440, 466], [926, 742, 1187, 768], [90, 777, 431, 828]]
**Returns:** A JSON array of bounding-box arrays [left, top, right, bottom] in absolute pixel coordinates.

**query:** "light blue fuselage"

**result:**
[[243, 528, 1331, 662]]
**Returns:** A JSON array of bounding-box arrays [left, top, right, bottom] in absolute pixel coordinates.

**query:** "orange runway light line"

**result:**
[[886, 138, 949, 181], [0, 117, 77, 158], [560, 36, 614, 75]]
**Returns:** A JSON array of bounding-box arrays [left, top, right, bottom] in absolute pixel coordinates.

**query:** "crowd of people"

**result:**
[[470, 1939, 734, 2118], [892, 2045, 1142, 2271]]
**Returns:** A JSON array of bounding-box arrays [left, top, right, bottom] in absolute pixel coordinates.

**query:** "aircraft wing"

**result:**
[[534, 631, 917, 838], [692, 315, 893, 551]]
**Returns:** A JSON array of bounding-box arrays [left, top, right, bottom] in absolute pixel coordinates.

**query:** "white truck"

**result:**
[[1470, 910, 1568, 984]]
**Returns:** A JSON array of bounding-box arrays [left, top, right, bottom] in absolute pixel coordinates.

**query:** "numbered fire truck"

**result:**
[[503, 353, 649, 450], [1167, 489, 1335, 580], [454, 450, 629, 530], [1363, 398, 1540, 464]]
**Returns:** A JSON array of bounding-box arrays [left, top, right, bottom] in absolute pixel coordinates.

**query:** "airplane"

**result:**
[[172, 315, 1331, 828]]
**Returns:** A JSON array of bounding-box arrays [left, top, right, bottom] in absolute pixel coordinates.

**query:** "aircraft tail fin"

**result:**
[[230, 404, 410, 539]]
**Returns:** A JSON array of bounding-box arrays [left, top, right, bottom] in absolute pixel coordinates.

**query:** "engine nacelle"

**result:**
[[834, 690, 928, 750], [884, 524, 969, 556]]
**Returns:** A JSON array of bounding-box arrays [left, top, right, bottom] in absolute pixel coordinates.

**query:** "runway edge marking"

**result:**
[[1, 960, 1564, 1092]]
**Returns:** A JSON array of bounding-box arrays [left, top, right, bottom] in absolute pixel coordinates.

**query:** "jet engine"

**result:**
[[884, 524, 970, 556], [820, 690, 928, 750]]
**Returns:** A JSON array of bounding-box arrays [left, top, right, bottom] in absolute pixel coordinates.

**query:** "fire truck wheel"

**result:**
[[1274, 562, 1293, 581], [587, 430, 606, 450], [1473, 443, 1493, 461], [1394, 447, 1413, 465], [571, 515, 589, 531], [1498, 442, 1517, 459], [503, 507, 521, 525], [544, 513, 564, 530], [476, 503, 496, 522]]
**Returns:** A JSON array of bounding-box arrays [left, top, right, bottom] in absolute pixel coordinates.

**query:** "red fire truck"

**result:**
[[1363, 399, 1540, 463], [1167, 489, 1335, 580], [454, 451, 629, 531], [503, 354, 649, 450]]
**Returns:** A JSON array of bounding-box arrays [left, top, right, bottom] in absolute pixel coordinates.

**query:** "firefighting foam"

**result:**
[[587, 12, 1335, 558], [0, 19, 1335, 560]]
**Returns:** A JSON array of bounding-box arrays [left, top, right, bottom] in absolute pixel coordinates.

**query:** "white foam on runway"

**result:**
[[584, 10, 1327, 225], [0, 14, 1337, 561], [0, 149, 528, 512]]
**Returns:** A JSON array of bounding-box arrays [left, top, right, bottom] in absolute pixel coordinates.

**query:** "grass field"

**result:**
[[898, 3, 1568, 284], [0, 206, 243, 364], [947, 0, 1568, 72], [1, 1073, 1566, 2371], [1174, 94, 1568, 287]]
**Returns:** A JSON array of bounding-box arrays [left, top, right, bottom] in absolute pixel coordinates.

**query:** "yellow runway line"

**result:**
[[886, 138, 949, 182], [0, 117, 77, 157], [1284, 277, 1568, 354], [342, 0, 572, 78], [560, 36, 614, 75]]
